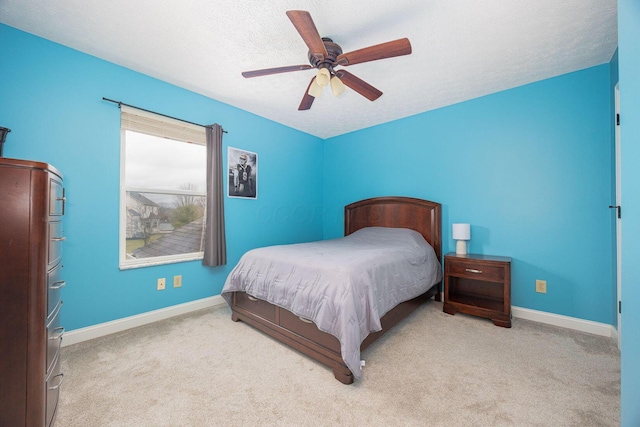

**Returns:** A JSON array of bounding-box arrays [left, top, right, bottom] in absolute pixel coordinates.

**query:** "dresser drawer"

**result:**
[[48, 221, 64, 267], [46, 353, 63, 427], [46, 302, 64, 374], [47, 263, 65, 317], [448, 260, 505, 282], [49, 177, 65, 216], [233, 292, 276, 323], [279, 309, 341, 352]]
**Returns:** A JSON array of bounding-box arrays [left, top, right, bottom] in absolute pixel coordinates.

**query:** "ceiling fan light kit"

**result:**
[[307, 67, 346, 98], [242, 10, 412, 111]]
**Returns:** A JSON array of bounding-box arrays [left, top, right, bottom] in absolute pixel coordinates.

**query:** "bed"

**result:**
[[221, 196, 442, 384]]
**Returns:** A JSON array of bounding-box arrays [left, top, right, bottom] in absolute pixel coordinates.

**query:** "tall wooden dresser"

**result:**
[[0, 158, 65, 427]]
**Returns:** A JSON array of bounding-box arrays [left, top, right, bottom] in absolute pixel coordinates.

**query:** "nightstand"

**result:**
[[443, 253, 512, 327]]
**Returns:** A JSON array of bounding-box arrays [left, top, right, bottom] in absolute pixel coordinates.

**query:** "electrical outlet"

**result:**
[[535, 279, 547, 293], [157, 278, 166, 291], [173, 275, 182, 288]]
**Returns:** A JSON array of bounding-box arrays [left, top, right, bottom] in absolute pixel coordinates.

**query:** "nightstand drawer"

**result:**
[[448, 262, 505, 282]]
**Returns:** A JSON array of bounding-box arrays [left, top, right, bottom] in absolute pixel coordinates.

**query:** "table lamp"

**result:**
[[452, 223, 471, 255]]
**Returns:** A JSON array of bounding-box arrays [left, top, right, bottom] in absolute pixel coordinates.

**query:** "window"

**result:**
[[119, 106, 207, 269]]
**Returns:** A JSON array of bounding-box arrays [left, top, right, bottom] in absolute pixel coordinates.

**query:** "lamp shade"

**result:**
[[316, 68, 331, 87], [330, 75, 346, 96], [452, 223, 470, 240], [308, 80, 323, 98]]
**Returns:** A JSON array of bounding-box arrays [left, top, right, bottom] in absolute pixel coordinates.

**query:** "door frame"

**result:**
[[615, 83, 622, 349]]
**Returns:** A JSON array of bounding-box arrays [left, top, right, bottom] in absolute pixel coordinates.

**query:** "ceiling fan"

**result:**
[[241, 10, 412, 111]]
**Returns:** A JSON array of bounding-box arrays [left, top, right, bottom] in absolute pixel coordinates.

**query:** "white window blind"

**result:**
[[120, 105, 206, 145]]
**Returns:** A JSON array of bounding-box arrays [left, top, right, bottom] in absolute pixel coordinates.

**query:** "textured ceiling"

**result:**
[[0, 0, 618, 139]]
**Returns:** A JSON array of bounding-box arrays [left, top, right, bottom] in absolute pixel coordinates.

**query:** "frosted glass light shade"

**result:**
[[316, 68, 331, 87], [308, 80, 323, 98], [330, 76, 346, 96]]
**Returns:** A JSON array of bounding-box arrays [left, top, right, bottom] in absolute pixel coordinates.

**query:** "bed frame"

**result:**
[[229, 196, 442, 384]]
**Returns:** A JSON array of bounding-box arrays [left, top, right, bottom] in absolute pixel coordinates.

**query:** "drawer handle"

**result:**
[[52, 236, 66, 242], [58, 194, 66, 214], [50, 280, 66, 290], [465, 268, 483, 274], [49, 373, 64, 390], [50, 326, 65, 340], [298, 317, 313, 324], [246, 295, 258, 302]]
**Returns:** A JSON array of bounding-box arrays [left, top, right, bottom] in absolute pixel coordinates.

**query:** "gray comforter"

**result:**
[[221, 227, 442, 379]]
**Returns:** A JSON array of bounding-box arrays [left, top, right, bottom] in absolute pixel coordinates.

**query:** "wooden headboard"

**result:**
[[344, 196, 442, 261]]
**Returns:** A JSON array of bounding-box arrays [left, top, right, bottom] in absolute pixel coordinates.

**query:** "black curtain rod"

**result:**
[[102, 97, 227, 133]]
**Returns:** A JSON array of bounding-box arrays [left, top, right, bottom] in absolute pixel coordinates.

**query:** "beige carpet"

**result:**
[[57, 301, 620, 426]]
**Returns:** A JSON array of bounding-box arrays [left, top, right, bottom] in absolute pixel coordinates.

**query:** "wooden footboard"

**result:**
[[230, 283, 440, 384]]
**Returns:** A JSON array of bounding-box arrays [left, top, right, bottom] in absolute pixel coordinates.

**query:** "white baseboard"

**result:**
[[63, 298, 616, 347], [611, 326, 619, 349], [512, 306, 616, 338], [62, 295, 226, 347]]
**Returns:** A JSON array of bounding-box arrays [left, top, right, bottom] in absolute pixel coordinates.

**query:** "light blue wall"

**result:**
[[618, 1, 640, 425], [0, 24, 324, 331], [324, 65, 615, 325]]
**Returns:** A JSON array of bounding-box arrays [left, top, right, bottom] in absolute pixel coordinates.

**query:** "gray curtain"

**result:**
[[202, 124, 227, 266]]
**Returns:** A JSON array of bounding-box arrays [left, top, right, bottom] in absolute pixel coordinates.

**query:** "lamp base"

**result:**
[[456, 240, 467, 255]]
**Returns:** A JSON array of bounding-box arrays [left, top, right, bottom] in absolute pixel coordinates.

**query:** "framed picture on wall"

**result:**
[[227, 147, 258, 199]]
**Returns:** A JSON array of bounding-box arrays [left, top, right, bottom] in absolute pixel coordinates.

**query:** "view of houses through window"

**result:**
[[124, 190, 206, 256], [119, 109, 207, 269]]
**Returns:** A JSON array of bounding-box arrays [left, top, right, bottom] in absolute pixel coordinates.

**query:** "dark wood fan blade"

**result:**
[[286, 10, 328, 62], [298, 77, 316, 110], [336, 38, 412, 66], [335, 70, 382, 101], [242, 64, 313, 78]]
